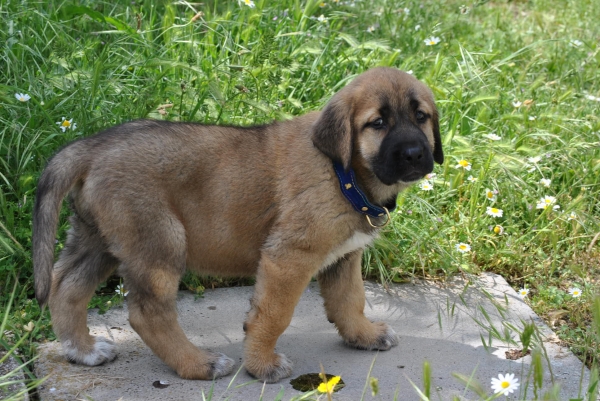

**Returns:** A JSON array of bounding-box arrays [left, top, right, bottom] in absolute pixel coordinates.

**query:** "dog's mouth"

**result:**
[[397, 170, 427, 183], [373, 160, 433, 186]]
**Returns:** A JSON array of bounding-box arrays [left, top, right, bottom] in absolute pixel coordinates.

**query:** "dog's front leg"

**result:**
[[317, 250, 399, 351], [243, 250, 316, 383]]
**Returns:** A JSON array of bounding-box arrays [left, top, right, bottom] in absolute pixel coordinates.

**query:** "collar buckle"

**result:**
[[365, 207, 391, 228]]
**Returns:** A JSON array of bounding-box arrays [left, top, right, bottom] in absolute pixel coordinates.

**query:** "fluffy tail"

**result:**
[[33, 141, 91, 306]]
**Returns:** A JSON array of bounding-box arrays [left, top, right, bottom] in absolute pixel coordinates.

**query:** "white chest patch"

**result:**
[[320, 231, 377, 270]]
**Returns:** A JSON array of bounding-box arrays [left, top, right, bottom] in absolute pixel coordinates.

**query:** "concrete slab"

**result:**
[[35, 273, 590, 400], [0, 351, 30, 401]]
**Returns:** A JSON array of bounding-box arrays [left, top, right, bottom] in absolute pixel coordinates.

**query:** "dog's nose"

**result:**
[[401, 145, 424, 163]]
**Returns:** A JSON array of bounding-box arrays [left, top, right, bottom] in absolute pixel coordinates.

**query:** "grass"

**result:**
[[0, 0, 599, 399]]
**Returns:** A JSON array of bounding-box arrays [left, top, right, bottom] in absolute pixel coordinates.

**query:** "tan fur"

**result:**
[[33, 67, 443, 383]]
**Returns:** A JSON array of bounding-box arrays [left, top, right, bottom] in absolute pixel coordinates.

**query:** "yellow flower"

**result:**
[[318, 375, 341, 394], [455, 159, 471, 170]]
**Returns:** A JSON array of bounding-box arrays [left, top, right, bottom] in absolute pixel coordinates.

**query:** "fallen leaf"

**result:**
[[505, 349, 531, 360]]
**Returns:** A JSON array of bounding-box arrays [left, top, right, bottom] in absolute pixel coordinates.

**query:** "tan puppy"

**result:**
[[33, 67, 443, 383]]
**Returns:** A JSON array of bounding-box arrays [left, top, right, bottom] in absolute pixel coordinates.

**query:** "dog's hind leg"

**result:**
[[120, 217, 234, 380], [317, 250, 399, 351], [49, 213, 119, 365]]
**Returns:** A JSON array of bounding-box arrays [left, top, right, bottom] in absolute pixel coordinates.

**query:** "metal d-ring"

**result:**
[[365, 207, 391, 228]]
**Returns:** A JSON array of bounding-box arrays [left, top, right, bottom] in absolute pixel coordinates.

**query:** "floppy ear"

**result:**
[[432, 108, 444, 165], [311, 96, 354, 171]]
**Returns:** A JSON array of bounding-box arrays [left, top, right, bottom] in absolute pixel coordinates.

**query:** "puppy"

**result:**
[[33, 67, 443, 383]]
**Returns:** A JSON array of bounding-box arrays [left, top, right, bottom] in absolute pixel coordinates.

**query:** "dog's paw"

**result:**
[[209, 352, 235, 379], [176, 351, 235, 380], [344, 322, 399, 351], [63, 336, 117, 366], [245, 352, 293, 383]]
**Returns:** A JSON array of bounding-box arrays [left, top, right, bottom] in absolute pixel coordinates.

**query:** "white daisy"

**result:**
[[483, 133, 501, 141], [569, 39, 583, 47], [536, 195, 557, 210], [518, 288, 529, 298], [512, 100, 522, 108], [15, 93, 31, 102], [115, 284, 129, 297], [492, 225, 504, 235], [484, 188, 497, 202], [569, 287, 582, 298], [242, 0, 255, 7], [486, 207, 503, 217], [424, 36, 441, 46], [467, 175, 477, 182], [317, 14, 327, 23], [539, 178, 551, 188], [455, 243, 471, 253], [491, 373, 520, 395], [56, 117, 77, 132], [455, 159, 471, 170], [420, 181, 433, 191], [567, 212, 577, 221]]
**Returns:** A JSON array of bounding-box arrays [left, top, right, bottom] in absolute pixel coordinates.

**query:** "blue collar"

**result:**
[[332, 161, 391, 226]]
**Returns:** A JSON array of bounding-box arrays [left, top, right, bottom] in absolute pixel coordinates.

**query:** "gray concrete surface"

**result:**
[[34, 273, 591, 400], [0, 351, 30, 401]]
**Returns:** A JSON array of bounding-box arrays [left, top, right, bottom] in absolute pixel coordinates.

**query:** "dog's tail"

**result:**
[[33, 140, 92, 306]]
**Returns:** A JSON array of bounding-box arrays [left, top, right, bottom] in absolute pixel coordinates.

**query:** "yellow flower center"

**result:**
[[493, 226, 501, 233], [487, 192, 493, 198], [459, 245, 467, 250], [501, 381, 510, 388], [458, 160, 469, 167], [61, 120, 71, 128], [491, 208, 499, 213]]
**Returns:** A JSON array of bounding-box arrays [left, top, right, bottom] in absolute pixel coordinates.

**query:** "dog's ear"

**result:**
[[312, 96, 354, 171], [432, 108, 444, 165]]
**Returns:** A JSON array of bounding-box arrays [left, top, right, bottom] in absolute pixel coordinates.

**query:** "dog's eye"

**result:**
[[370, 118, 385, 129], [416, 111, 428, 123]]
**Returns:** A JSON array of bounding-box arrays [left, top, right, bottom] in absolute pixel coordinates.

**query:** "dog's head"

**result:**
[[312, 67, 443, 190]]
